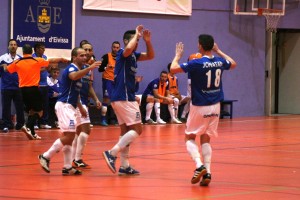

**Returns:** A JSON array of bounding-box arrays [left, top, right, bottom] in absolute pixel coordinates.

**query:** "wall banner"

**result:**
[[83, 0, 192, 16], [11, 0, 75, 57]]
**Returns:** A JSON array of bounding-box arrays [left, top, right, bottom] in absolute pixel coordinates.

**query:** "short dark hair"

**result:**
[[79, 40, 89, 48], [112, 41, 120, 46], [123, 30, 136, 40], [22, 44, 33, 54], [71, 47, 82, 62], [33, 42, 45, 52], [198, 34, 214, 51], [8, 39, 17, 46], [160, 70, 168, 76]]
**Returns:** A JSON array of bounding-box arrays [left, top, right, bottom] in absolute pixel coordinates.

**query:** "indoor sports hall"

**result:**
[[0, 0, 300, 199]]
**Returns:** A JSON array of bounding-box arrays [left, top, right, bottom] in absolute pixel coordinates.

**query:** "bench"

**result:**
[[220, 100, 238, 119]]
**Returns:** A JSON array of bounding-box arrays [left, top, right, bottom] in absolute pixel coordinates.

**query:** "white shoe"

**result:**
[[171, 118, 182, 124], [34, 125, 39, 130], [156, 118, 166, 124], [40, 124, 52, 129]]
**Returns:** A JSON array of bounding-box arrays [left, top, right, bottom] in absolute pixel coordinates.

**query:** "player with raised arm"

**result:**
[[170, 34, 236, 186], [102, 25, 154, 175]]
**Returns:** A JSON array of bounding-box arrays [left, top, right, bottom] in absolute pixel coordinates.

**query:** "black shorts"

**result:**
[[20, 86, 43, 112]]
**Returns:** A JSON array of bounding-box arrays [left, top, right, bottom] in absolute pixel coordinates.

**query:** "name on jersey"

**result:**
[[203, 61, 223, 68]]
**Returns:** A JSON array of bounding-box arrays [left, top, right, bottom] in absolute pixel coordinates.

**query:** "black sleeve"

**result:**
[[98, 54, 109, 72]]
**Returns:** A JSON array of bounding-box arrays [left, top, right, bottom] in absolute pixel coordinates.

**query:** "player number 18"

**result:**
[[206, 69, 221, 88]]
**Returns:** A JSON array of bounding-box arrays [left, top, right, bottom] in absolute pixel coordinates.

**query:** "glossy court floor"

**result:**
[[0, 115, 299, 200]]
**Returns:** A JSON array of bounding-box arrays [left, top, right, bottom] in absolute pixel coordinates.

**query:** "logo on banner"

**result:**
[[37, 0, 51, 33]]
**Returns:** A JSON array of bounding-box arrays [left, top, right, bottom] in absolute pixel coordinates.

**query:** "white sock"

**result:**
[[173, 98, 179, 118], [168, 104, 175, 119], [110, 130, 138, 156], [186, 139, 202, 168], [43, 139, 64, 159], [154, 102, 161, 120], [145, 102, 154, 120], [71, 134, 78, 161], [181, 102, 190, 118], [75, 132, 89, 161], [202, 143, 212, 173], [119, 136, 130, 168], [62, 145, 72, 169]]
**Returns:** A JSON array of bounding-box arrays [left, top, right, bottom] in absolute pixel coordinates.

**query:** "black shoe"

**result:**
[[200, 173, 211, 186], [62, 167, 82, 176], [73, 159, 91, 169], [191, 165, 207, 184]]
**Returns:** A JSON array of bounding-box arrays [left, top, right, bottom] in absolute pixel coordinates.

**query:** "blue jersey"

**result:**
[[32, 53, 48, 86], [47, 76, 61, 99], [143, 78, 169, 96], [180, 56, 231, 106], [0, 53, 22, 90], [80, 65, 92, 106], [111, 48, 141, 102], [58, 64, 82, 108]]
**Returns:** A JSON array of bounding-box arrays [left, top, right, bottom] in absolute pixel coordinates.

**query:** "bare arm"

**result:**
[[213, 43, 237, 69], [48, 58, 69, 64], [170, 42, 185, 74], [138, 29, 155, 61], [123, 25, 143, 58], [88, 83, 101, 109], [69, 61, 101, 80]]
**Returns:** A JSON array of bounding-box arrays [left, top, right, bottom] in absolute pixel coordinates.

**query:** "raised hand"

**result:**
[[136, 25, 144, 38], [175, 42, 184, 58], [143, 29, 151, 42], [89, 60, 102, 70]]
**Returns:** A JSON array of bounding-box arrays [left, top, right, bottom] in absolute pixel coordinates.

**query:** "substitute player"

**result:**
[[170, 34, 237, 186]]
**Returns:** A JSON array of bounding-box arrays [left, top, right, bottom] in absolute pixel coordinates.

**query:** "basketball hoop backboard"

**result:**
[[234, 0, 285, 16]]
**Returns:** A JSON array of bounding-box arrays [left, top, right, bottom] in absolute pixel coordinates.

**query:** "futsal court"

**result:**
[[0, 115, 299, 200]]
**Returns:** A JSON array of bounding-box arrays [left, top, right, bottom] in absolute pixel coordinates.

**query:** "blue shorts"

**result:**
[[102, 78, 114, 98]]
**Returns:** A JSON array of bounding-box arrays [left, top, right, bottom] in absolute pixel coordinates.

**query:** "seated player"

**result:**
[[167, 63, 190, 122], [141, 71, 182, 124]]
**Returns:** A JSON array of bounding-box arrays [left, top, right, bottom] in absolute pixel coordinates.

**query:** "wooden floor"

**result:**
[[0, 115, 300, 200]]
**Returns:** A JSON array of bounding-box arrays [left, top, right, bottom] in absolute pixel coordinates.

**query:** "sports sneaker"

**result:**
[[118, 166, 140, 176], [90, 124, 94, 128], [200, 173, 211, 186], [145, 118, 157, 124], [62, 167, 82, 176], [100, 120, 108, 126], [171, 118, 182, 124], [34, 125, 39, 130], [156, 118, 166, 124], [21, 125, 34, 140], [73, 159, 91, 169], [33, 134, 42, 140], [3, 127, 9, 133], [102, 150, 117, 173], [40, 124, 52, 129], [191, 165, 207, 184], [38, 154, 50, 173]]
